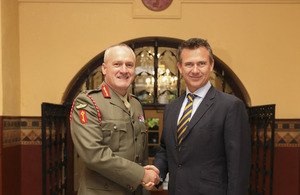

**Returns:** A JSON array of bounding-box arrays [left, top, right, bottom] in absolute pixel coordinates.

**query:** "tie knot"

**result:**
[[187, 93, 196, 102]]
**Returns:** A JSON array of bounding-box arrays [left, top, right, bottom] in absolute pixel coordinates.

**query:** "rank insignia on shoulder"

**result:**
[[76, 104, 87, 109], [79, 110, 88, 124], [138, 115, 145, 123]]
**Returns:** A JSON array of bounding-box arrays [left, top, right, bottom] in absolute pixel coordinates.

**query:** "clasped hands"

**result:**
[[141, 165, 160, 190]]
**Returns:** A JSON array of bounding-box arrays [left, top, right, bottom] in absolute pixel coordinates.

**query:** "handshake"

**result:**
[[141, 165, 160, 190]]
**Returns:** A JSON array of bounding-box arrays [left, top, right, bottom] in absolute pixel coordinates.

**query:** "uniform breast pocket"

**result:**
[[135, 121, 147, 140], [101, 122, 127, 152], [136, 122, 147, 159]]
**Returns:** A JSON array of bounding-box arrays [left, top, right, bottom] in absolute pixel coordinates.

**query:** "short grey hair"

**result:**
[[103, 43, 136, 64]]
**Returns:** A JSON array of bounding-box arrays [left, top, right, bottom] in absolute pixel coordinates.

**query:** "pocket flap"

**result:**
[[101, 121, 127, 132]]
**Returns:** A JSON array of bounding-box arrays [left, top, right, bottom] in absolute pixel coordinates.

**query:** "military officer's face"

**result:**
[[102, 46, 136, 96]]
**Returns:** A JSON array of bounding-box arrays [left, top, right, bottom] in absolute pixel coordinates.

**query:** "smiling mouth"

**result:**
[[117, 76, 130, 80], [190, 75, 202, 79], [117, 74, 128, 78]]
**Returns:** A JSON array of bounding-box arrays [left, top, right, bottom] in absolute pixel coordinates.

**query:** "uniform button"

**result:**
[[127, 185, 133, 191], [178, 164, 182, 167], [135, 155, 139, 162], [134, 137, 137, 141], [104, 183, 109, 189], [113, 125, 117, 130]]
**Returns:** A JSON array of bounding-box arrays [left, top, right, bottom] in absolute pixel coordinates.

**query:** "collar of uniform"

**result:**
[[101, 81, 130, 99], [116, 92, 129, 103], [100, 81, 131, 111], [116, 92, 130, 110], [101, 82, 111, 98]]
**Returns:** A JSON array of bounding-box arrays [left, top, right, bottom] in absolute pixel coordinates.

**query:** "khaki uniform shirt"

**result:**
[[70, 82, 148, 195]]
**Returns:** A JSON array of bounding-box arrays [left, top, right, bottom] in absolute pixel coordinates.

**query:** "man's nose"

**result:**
[[120, 64, 128, 73], [191, 64, 199, 73]]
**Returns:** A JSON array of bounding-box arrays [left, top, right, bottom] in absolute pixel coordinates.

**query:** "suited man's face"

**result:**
[[178, 47, 214, 93]]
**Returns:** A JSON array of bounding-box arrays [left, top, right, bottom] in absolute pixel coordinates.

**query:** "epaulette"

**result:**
[[82, 88, 101, 95], [86, 93, 102, 124], [70, 88, 102, 124], [82, 85, 111, 98]]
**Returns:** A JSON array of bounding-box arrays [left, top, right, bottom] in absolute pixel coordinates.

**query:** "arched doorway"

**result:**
[[62, 36, 251, 107]]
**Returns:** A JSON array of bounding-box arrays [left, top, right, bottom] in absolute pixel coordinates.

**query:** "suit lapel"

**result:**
[[180, 86, 216, 142]]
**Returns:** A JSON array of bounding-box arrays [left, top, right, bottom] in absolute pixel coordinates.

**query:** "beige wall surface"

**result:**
[[18, 0, 300, 118], [0, 1, 2, 115], [1, 0, 20, 116]]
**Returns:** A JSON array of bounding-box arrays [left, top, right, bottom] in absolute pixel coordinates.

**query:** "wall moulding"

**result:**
[[18, 0, 300, 3], [181, 0, 300, 3], [18, 0, 132, 3]]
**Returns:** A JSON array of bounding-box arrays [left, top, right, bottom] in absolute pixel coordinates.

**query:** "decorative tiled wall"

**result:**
[[2, 117, 300, 147], [2, 117, 41, 148], [274, 119, 300, 147]]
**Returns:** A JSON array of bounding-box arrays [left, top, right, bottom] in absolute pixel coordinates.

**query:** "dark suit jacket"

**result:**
[[153, 86, 251, 195]]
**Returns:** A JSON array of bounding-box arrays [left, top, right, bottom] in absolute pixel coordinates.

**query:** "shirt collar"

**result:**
[[186, 81, 211, 98], [116, 92, 129, 102]]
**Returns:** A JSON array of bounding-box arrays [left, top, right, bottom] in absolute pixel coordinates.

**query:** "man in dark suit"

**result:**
[[147, 38, 251, 195]]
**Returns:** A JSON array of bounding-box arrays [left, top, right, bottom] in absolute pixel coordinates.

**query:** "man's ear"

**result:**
[[177, 62, 182, 74], [101, 63, 107, 75], [210, 60, 214, 71]]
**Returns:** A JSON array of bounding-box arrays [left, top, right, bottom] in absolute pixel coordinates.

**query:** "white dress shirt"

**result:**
[[177, 81, 212, 124]]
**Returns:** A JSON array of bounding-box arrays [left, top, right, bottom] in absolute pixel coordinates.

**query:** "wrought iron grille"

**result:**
[[248, 104, 275, 195], [42, 103, 72, 195]]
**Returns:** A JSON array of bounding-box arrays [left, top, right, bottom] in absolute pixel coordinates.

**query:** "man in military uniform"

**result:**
[[70, 44, 159, 195]]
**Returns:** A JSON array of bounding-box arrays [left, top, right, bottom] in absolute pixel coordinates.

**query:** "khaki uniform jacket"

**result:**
[[70, 82, 148, 195]]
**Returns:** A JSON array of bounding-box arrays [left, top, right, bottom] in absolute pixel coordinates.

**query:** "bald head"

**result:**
[[104, 43, 136, 64]]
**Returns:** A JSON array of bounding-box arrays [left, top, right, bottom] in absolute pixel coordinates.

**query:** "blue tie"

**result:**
[[177, 93, 196, 145]]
